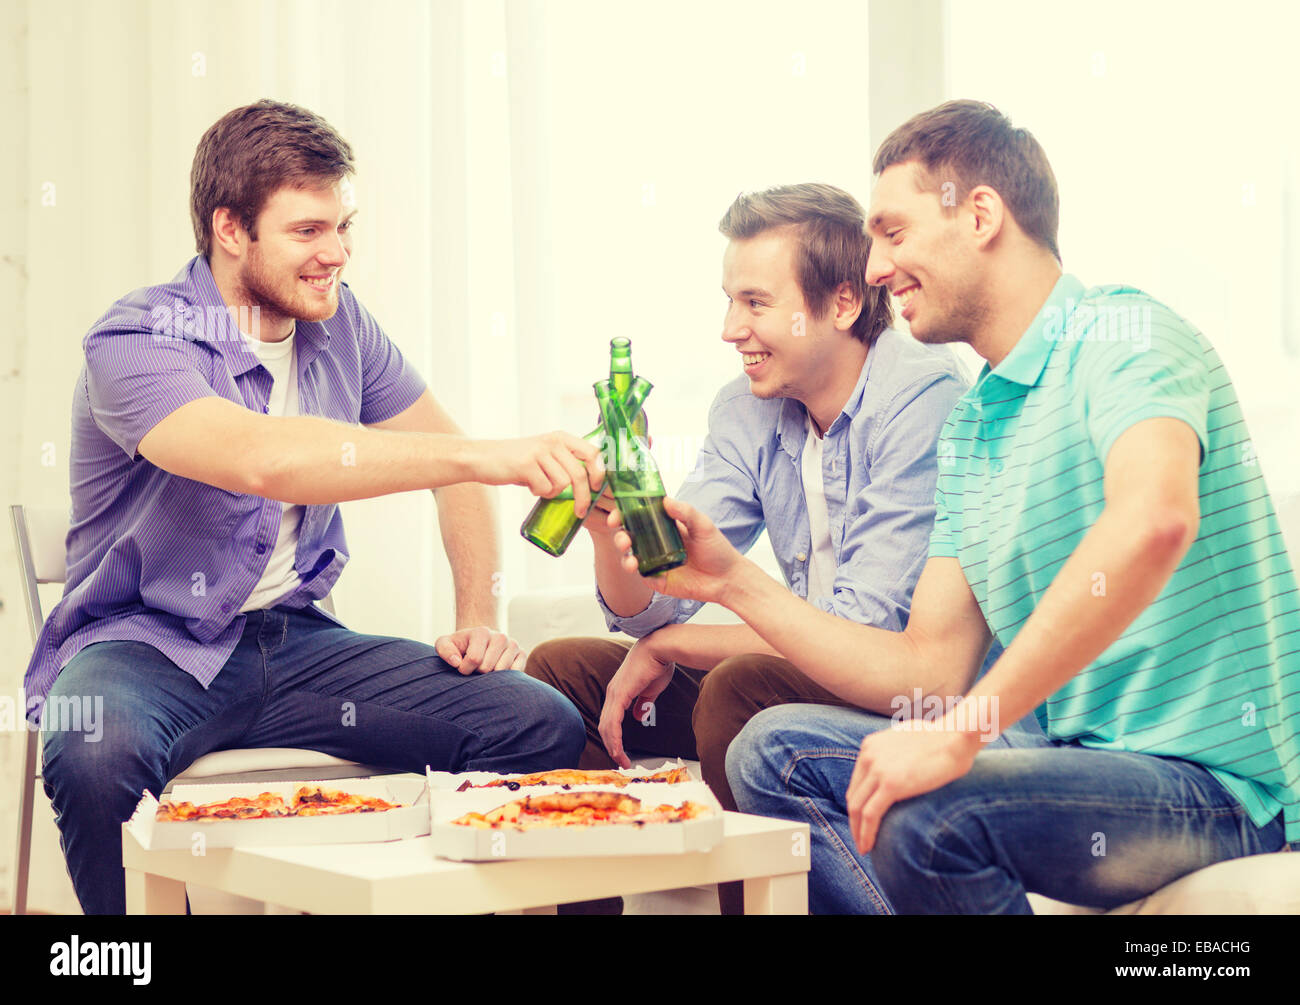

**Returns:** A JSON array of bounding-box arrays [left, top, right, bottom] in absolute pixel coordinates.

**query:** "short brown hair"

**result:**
[[718, 183, 892, 346], [190, 99, 356, 258], [873, 100, 1060, 261]]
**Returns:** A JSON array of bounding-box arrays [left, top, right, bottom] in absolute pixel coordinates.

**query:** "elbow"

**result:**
[[1145, 505, 1199, 558], [245, 447, 287, 501]]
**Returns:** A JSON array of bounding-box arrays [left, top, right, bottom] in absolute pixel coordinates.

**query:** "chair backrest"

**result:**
[[9, 503, 337, 642], [10, 505, 69, 647]]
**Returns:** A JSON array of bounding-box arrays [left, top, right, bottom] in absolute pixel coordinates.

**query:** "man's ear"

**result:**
[[967, 185, 1005, 250], [832, 279, 864, 333], [211, 207, 246, 258]]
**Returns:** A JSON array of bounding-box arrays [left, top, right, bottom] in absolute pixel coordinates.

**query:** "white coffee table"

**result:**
[[122, 811, 809, 914]]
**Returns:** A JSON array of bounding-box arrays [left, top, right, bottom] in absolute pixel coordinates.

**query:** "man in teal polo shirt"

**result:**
[[603, 99, 1299, 913]]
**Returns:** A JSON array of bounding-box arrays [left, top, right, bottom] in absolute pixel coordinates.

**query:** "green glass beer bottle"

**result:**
[[593, 379, 686, 576], [608, 337, 648, 439], [519, 338, 649, 556]]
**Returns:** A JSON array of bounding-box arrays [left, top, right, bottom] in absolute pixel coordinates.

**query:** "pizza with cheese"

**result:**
[[456, 765, 692, 792], [155, 791, 290, 822], [451, 790, 712, 830], [155, 785, 402, 822], [290, 785, 403, 816]]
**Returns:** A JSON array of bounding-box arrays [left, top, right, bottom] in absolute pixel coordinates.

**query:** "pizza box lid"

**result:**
[[123, 775, 430, 851], [426, 762, 725, 861]]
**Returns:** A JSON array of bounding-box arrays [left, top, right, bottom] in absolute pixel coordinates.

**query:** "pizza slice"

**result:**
[[155, 787, 403, 822], [458, 765, 693, 792], [451, 790, 712, 830], [155, 790, 290, 822], [290, 785, 403, 815]]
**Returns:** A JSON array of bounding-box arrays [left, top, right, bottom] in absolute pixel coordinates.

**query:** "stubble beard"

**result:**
[[238, 244, 338, 335], [909, 280, 990, 349]]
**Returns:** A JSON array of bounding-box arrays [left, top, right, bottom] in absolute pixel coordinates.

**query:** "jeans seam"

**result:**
[[258, 630, 272, 705], [782, 746, 893, 915]]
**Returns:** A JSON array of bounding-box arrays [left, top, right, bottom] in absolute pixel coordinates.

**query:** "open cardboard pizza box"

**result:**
[[426, 760, 725, 861], [124, 775, 430, 850]]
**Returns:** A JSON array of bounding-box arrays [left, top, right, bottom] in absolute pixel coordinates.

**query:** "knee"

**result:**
[[870, 793, 951, 900], [513, 672, 586, 762], [723, 705, 803, 809], [524, 637, 602, 695], [697, 653, 767, 710], [523, 638, 567, 686], [41, 711, 166, 810], [694, 654, 769, 745]]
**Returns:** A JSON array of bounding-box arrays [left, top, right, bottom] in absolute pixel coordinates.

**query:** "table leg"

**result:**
[[744, 872, 808, 915], [124, 869, 187, 915]]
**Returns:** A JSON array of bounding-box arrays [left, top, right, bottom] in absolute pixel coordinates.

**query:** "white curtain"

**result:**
[[6, 0, 531, 649], [3, 0, 522, 910]]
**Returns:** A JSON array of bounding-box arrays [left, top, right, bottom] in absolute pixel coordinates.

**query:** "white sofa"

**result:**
[[506, 493, 1300, 914]]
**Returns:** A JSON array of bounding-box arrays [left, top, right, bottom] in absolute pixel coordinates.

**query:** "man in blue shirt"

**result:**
[[527, 183, 970, 912]]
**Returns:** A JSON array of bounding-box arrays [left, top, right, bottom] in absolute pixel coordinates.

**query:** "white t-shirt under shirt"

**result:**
[[800, 411, 838, 605], [239, 329, 305, 612]]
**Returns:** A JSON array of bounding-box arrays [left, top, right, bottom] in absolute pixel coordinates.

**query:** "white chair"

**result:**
[[9, 503, 381, 915]]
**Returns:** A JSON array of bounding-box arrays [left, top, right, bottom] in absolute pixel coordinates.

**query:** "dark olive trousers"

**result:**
[[526, 636, 858, 914]]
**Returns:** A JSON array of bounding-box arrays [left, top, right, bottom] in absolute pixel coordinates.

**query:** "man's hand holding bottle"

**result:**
[[477, 432, 605, 517], [606, 496, 748, 605]]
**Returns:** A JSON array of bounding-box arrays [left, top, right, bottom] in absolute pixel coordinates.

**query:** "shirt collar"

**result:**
[[974, 273, 1086, 394], [185, 255, 331, 376], [776, 345, 874, 459]]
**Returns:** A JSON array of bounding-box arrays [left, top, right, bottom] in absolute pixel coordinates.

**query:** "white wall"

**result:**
[[946, 0, 1300, 495]]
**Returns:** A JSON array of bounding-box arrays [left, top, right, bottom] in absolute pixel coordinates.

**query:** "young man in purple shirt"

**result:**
[[27, 100, 602, 914]]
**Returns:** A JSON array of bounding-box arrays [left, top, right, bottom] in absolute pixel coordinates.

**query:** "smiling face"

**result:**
[[721, 228, 854, 406], [235, 177, 357, 336], [865, 162, 990, 347]]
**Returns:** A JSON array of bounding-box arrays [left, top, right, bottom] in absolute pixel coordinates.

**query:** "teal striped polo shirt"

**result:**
[[930, 274, 1300, 841]]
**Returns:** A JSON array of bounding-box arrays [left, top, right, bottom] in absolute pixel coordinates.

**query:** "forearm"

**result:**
[[256, 415, 480, 504], [435, 483, 502, 630], [962, 504, 1195, 737], [721, 562, 930, 712], [592, 527, 656, 617], [646, 622, 782, 670]]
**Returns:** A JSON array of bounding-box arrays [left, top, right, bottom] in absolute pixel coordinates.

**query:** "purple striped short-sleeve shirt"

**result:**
[[23, 255, 426, 713]]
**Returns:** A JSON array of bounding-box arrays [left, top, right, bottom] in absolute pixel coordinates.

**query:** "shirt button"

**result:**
[[796, 553, 808, 563], [256, 543, 266, 554], [993, 460, 1005, 474], [220, 602, 231, 613]]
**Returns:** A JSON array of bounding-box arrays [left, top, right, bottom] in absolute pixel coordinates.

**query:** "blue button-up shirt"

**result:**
[[601, 328, 970, 637], [24, 255, 426, 711]]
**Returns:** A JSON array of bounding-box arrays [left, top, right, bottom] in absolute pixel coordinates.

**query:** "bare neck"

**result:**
[[968, 254, 1063, 370], [801, 337, 870, 436]]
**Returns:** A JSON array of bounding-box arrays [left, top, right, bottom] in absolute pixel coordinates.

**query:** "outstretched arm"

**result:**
[[608, 497, 993, 711], [139, 395, 602, 510]]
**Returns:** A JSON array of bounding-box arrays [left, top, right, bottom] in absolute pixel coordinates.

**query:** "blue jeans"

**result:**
[[726, 704, 1290, 914], [41, 605, 585, 914]]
